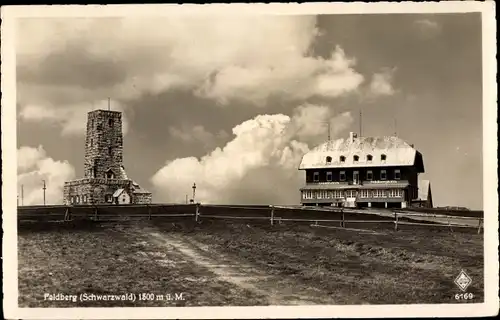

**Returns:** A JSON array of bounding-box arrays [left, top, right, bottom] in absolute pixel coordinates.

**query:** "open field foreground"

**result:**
[[18, 219, 483, 307]]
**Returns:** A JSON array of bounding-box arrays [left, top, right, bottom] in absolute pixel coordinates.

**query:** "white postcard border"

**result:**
[[2, 2, 498, 319]]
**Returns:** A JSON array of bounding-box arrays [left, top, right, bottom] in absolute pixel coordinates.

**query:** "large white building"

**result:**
[[298, 132, 432, 209]]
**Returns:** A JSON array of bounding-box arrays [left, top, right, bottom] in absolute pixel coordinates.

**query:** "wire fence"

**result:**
[[17, 203, 483, 234]]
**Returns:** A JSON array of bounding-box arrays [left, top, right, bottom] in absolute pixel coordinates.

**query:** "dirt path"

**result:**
[[134, 226, 334, 306]]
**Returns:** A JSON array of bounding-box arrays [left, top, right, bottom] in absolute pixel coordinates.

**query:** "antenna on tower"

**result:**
[[108, 97, 111, 111]]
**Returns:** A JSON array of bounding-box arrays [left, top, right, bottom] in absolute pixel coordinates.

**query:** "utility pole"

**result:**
[[21, 184, 24, 206], [185, 194, 188, 204], [42, 180, 46, 206], [327, 121, 331, 141], [108, 97, 111, 111], [192, 183, 197, 203], [359, 109, 362, 137]]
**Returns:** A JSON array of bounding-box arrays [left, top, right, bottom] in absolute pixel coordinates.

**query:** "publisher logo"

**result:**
[[454, 270, 472, 292]]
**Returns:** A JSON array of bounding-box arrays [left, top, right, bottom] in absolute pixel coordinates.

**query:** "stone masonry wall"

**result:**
[[84, 110, 125, 180], [133, 193, 153, 204], [64, 178, 153, 205], [64, 178, 130, 205]]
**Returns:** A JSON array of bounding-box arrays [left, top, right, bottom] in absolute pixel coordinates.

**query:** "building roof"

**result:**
[[299, 134, 424, 171], [130, 181, 151, 194], [113, 188, 126, 197], [417, 180, 431, 201]]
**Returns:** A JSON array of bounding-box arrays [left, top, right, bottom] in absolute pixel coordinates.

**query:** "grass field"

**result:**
[[18, 218, 484, 307]]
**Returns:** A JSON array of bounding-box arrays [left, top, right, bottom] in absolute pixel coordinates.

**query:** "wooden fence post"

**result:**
[[148, 204, 151, 220], [94, 207, 98, 221], [477, 218, 482, 234], [270, 205, 274, 226], [64, 206, 69, 221], [195, 203, 200, 222], [448, 218, 454, 233], [341, 209, 345, 228], [394, 211, 398, 231]]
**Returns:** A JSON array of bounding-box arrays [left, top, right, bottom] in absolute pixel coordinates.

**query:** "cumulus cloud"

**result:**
[[19, 99, 130, 136], [196, 45, 364, 105], [17, 16, 364, 134], [151, 104, 353, 204], [169, 125, 229, 150], [368, 68, 396, 97], [17, 145, 75, 205], [413, 18, 442, 38]]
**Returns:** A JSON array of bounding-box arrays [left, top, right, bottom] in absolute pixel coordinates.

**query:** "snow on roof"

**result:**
[[130, 181, 151, 194], [299, 134, 424, 170], [120, 166, 129, 180], [113, 188, 126, 197]]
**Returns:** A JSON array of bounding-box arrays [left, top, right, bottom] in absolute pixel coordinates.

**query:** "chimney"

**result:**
[[349, 132, 358, 142]]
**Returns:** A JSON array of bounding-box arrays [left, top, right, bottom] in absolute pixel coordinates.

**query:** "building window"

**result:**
[[313, 172, 319, 182], [106, 169, 115, 179], [360, 189, 370, 198], [334, 190, 343, 198], [105, 194, 113, 203], [366, 170, 373, 180], [381, 154, 387, 161], [340, 156, 346, 162], [373, 189, 386, 198], [302, 191, 311, 199], [388, 189, 403, 198], [339, 171, 346, 181], [317, 190, 326, 199], [109, 118, 114, 127], [345, 190, 357, 198], [394, 169, 401, 180], [353, 171, 359, 183], [76, 195, 80, 204], [90, 139, 93, 147], [353, 155, 359, 162], [108, 147, 112, 156], [367, 154, 373, 161], [326, 171, 333, 182], [380, 170, 387, 180], [97, 123, 102, 131], [326, 156, 332, 163]]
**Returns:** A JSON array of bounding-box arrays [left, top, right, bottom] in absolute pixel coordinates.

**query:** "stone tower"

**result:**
[[84, 110, 125, 180], [63, 109, 152, 205]]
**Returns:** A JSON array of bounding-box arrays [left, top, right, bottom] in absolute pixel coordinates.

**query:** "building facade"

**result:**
[[298, 132, 430, 209], [63, 109, 152, 205]]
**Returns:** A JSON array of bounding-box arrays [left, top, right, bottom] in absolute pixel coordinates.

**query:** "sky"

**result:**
[[15, 12, 484, 209]]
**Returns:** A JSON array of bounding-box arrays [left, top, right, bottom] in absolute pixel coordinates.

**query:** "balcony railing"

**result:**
[[306, 179, 407, 185]]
